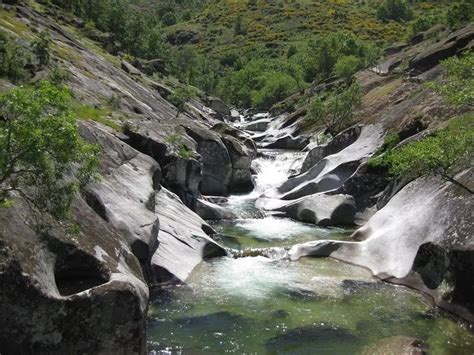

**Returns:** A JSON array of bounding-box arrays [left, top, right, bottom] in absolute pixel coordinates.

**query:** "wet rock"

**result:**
[[195, 199, 238, 220], [360, 336, 428, 355], [300, 125, 362, 174], [221, 135, 255, 193], [242, 118, 270, 132], [265, 324, 358, 353], [175, 312, 248, 332], [184, 125, 232, 195], [269, 193, 356, 227], [152, 188, 226, 283], [278, 125, 384, 199], [264, 134, 310, 150], [290, 171, 474, 322]]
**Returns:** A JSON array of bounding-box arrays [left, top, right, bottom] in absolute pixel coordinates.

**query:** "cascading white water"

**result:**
[[252, 150, 306, 197]]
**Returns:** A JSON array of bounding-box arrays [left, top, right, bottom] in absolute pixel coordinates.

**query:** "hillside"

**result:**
[[0, 0, 473, 354]]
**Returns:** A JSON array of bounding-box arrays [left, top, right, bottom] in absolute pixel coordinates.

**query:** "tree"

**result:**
[[168, 86, 196, 117], [429, 51, 474, 107], [31, 31, 51, 69], [446, 2, 473, 28], [334, 55, 360, 83], [377, 0, 412, 22], [0, 82, 99, 228], [307, 83, 362, 136], [381, 128, 474, 194], [234, 15, 246, 36]]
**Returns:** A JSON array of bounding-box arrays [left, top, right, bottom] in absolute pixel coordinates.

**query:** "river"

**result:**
[[147, 118, 474, 354]]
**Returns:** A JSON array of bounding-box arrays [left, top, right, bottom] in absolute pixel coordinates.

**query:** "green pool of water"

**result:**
[[147, 218, 474, 354]]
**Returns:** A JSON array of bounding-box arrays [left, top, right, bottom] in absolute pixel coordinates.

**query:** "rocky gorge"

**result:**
[[0, 2, 473, 354]]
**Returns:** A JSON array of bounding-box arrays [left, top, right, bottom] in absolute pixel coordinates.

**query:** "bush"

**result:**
[[446, 2, 473, 28], [251, 72, 296, 109], [429, 51, 474, 107], [0, 30, 30, 83], [381, 127, 473, 193], [334, 55, 361, 82], [0, 82, 99, 227], [169, 86, 196, 116], [161, 12, 178, 26], [377, 0, 412, 22], [31, 31, 51, 69], [306, 83, 362, 136], [409, 15, 436, 36]]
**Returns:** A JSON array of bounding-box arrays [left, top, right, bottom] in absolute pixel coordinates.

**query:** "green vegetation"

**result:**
[[306, 83, 362, 136], [168, 86, 197, 117], [47, 0, 458, 109], [445, 1, 473, 28], [429, 51, 474, 107], [0, 30, 29, 83], [31, 31, 51, 69], [369, 113, 474, 194], [380, 127, 473, 193], [165, 133, 196, 159], [0, 81, 99, 228], [377, 0, 412, 22]]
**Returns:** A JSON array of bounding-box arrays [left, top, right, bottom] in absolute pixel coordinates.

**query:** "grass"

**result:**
[[73, 102, 122, 131]]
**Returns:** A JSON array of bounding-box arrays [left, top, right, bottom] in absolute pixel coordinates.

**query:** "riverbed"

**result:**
[[147, 148, 474, 354]]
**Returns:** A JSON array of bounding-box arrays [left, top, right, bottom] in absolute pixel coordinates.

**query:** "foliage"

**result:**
[[377, 0, 412, 23], [31, 31, 51, 69], [306, 83, 362, 136], [168, 86, 196, 116], [0, 30, 29, 83], [0, 81, 99, 227], [429, 51, 474, 107], [379, 127, 474, 193], [445, 2, 473, 28], [409, 14, 436, 36], [299, 31, 379, 83], [334, 55, 361, 83]]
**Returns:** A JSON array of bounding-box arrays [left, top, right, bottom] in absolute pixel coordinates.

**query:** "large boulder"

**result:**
[[184, 125, 232, 195], [278, 125, 384, 200], [79, 121, 160, 280], [266, 193, 356, 227], [152, 188, 227, 282], [409, 23, 474, 74], [206, 96, 231, 119], [300, 125, 362, 174], [80, 122, 226, 284], [289, 171, 474, 322], [264, 134, 310, 150], [0, 196, 149, 354], [195, 199, 238, 220]]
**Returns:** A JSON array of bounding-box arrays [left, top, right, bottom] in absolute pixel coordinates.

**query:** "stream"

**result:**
[[147, 124, 474, 354]]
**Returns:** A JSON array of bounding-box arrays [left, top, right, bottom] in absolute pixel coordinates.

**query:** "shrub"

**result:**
[[31, 31, 51, 69], [306, 83, 362, 136], [429, 51, 474, 107], [169, 86, 196, 116], [334, 55, 361, 82], [251, 71, 296, 109], [377, 0, 412, 23], [161, 12, 178, 26], [409, 15, 436, 36], [446, 2, 473, 28], [0, 82, 99, 227], [0, 30, 30, 83], [382, 127, 474, 193]]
